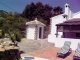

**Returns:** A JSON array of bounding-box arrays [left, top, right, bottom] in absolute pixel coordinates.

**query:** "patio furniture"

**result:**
[[73, 43, 80, 60], [57, 41, 71, 58]]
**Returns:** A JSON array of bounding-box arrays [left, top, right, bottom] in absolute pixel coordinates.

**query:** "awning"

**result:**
[[56, 18, 80, 32]]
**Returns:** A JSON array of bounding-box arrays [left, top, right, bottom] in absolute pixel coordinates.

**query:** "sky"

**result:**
[[0, 0, 80, 13]]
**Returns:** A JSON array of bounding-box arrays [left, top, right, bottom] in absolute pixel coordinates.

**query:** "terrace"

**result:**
[[48, 37, 80, 50], [19, 38, 78, 60], [30, 46, 74, 60]]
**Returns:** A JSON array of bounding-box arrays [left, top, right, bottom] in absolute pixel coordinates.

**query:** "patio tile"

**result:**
[[30, 46, 74, 60]]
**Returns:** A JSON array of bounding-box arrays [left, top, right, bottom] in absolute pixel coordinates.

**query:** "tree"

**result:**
[[6, 13, 26, 43], [21, 2, 63, 25], [53, 6, 63, 16], [21, 2, 53, 25], [0, 10, 27, 43], [22, 2, 36, 20], [0, 10, 8, 18], [0, 17, 7, 38]]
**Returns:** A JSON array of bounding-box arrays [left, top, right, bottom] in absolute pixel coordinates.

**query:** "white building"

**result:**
[[48, 3, 80, 50], [26, 18, 45, 40]]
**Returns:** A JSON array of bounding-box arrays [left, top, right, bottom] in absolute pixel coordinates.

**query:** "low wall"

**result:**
[[48, 34, 80, 50]]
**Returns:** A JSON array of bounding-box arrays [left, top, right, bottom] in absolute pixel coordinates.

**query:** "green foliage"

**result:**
[[21, 2, 63, 25], [0, 17, 6, 27], [0, 17, 6, 38], [21, 2, 53, 24], [53, 6, 63, 16], [0, 10, 27, 42], [0, 10, 8, 18], [9, 31, 21, 43]]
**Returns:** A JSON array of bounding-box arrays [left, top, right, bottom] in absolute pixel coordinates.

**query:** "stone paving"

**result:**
[[18, 38, 54, 53]]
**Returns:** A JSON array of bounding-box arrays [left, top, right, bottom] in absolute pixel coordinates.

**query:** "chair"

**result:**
[[57, 41, 71, 58], [73, 43, 80, 60]]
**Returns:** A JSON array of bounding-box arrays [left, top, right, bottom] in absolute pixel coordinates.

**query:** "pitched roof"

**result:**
[[56, 18, 80, 26], [26, 18, 45, 26]]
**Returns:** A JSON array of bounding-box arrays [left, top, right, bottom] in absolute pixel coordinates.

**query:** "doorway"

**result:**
[[39, 27, 42, 39]]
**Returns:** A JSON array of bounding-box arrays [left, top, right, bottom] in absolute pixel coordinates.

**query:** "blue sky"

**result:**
[[0, 0, 80, 13]]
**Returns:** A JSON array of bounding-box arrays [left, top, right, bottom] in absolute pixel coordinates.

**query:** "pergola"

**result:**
[[56, 18, 80, 37]]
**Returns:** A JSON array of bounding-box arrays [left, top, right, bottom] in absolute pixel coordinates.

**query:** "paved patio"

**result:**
[[18, 38, 54, 53], [1, 38, 76, 60], [29, 47, 75, 60]]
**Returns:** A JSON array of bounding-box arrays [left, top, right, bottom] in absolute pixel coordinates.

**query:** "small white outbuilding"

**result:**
[[26, 18, 45, 40]]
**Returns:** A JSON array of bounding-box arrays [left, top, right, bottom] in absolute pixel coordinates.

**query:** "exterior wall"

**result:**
[[68, 10, 73, 19], [26, 25, 45, 40], [48, 37, 80, 50], [73, 12, 80, 18], [50, 15, 66, 38], [26, 25, 36, 40], [64, 3, 73, 19]]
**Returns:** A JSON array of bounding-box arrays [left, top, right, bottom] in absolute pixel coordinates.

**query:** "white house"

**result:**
[[26, 18, 45, 40], [48, 3, 80, 50]]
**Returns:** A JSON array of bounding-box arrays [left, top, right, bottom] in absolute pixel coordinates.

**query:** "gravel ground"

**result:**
[[18, 38, 54, 53]]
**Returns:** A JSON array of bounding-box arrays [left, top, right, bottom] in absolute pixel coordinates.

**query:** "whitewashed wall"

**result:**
[[73, 12, 80, 18], [26, 25, 44, 40], [48, 37, 80, 50], [50, 15, 66, 38], [26, 25, 36, 40]]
